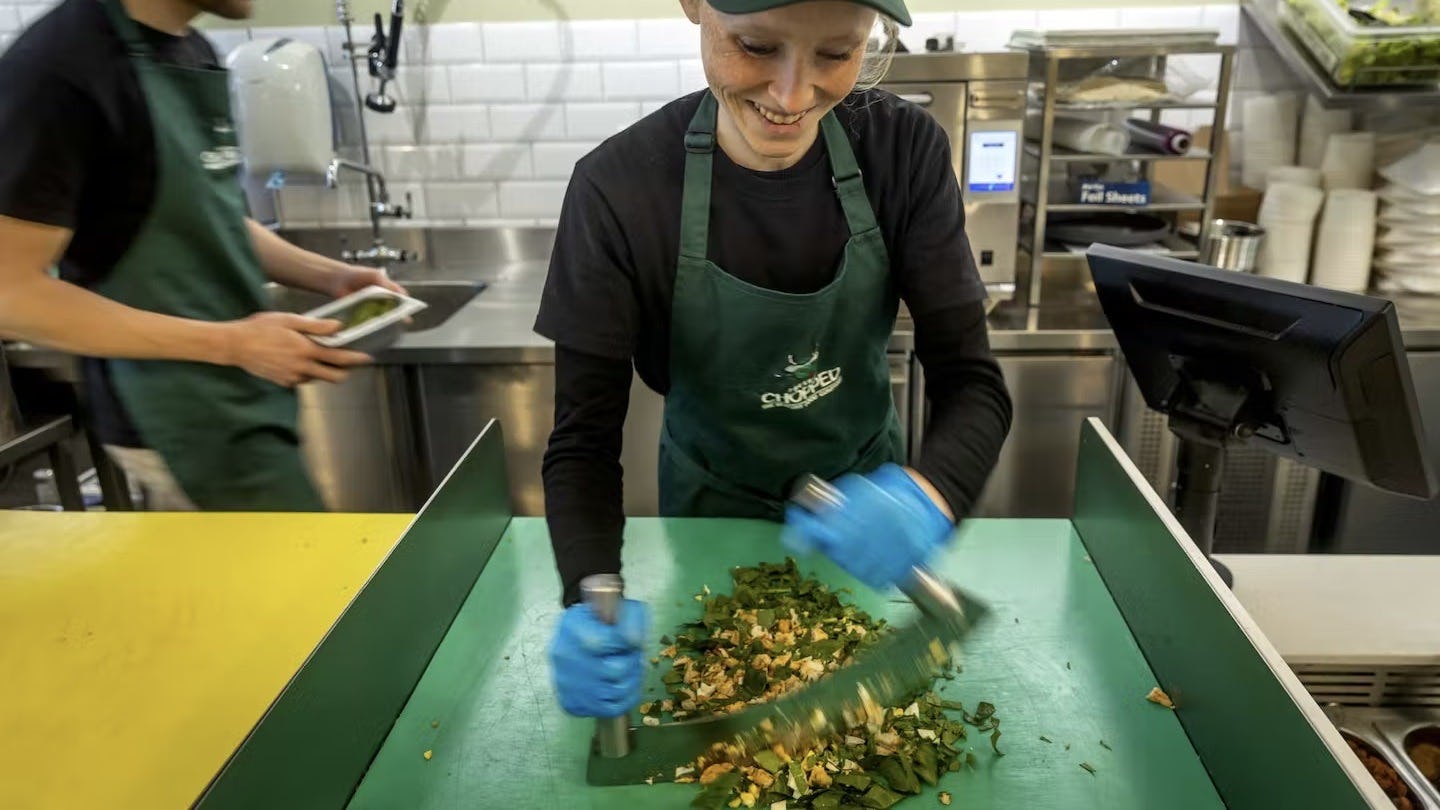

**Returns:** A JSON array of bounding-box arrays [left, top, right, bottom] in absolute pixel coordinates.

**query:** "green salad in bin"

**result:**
[[1285, 0, 1440, 86], [338, 297, 401, 330]]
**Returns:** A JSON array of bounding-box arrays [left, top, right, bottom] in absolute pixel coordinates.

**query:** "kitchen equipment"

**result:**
[[1242, 93, 1300, 189], [1311, 189, 1378, 291], [1124, 117, 1193, 154], [1047, 211, 1172, 246], [1008, 28, 1221, 49], [1280, 0, 1440, 88], [880, 53, 1027, 304], [225, 38, 333, 176], [580, 574, 630, 759], [301, 285, 427, 354], [1257, 181, 1325, 283], [364, 0, 405, 113], [1049, 114, 1130, 154], [1299, 94, 1353, 168], [584, 475, 991, 786], [1200, 218, 1266, 271], [1016, 36, 1236, 306], [1319, 130, 1377, 189]]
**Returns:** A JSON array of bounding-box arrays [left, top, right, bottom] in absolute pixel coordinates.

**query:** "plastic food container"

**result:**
[[302, 285, 427, 355], [1281, 0, 1440, 87]]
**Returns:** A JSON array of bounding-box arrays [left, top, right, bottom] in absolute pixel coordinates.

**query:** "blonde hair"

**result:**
[[853, 16, 899, 92]]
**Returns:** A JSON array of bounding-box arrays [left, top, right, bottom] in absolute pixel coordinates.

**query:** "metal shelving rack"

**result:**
[[1016, 40, 1237, 306]]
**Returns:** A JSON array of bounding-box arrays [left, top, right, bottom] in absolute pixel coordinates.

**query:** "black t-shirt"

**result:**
[[536, 89, 986, 386], [0, 0, 221, 445], [535, 90, 1013, 604]]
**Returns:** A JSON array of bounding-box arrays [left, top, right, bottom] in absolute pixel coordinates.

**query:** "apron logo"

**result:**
[[199, 145, 243, 172], [761, 348, 842, 410]]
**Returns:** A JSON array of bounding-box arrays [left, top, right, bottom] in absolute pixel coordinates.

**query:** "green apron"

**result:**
[[94, 0, 323, 511], [659, 92, 905, 520]]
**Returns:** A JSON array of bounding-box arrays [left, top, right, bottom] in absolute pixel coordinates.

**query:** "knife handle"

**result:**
[[580, 573, 631, 758], [790, 474, 961, 619]]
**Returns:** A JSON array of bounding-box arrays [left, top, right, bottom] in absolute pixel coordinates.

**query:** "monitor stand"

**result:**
[[1169, 414, 1240, 588]]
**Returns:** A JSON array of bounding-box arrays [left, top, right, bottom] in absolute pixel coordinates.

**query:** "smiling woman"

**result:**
[[683, 0, 897, 170], [533, 0, 1013, 727]]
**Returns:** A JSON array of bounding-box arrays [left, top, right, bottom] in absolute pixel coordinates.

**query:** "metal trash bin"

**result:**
[[1200, 219, 1266, 273]]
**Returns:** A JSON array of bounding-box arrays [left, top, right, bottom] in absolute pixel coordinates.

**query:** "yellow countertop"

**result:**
[[0, 511, 412, 810]]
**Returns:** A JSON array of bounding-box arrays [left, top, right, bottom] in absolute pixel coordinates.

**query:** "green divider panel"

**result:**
[[1070, 418, 1376, 808], [346, 517, 1223, 809], [195, 420, 513, 810]]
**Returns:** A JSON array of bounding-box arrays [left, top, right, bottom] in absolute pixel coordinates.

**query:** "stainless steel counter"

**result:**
[[370, 259, 1440, 362], [10, 225, 1440, 374], [7, 225, 1440, 522]]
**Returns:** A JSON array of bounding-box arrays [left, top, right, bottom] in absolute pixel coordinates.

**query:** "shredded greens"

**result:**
[[640, 560, 1003, 808]]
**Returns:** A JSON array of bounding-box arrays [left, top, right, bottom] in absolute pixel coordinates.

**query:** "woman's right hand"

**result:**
[[549, 599, 650, 717], [221, 312, 371, 387]]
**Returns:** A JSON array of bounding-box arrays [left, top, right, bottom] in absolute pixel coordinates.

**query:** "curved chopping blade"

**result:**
[[585, 582, 988, 786]]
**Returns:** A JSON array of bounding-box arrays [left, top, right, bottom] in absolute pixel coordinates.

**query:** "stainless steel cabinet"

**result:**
[[1317, 351, 1440, 553], [1116, 374, 1320, 553], [413, 356, 913, 517], [911, 353, 1122, 518], [296, 366, 420, 512], [414, 364, 665, 517], [982, 354, 1121, 517]]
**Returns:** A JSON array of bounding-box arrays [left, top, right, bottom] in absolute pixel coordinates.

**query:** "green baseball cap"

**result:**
[[707, 0, 912, 27]]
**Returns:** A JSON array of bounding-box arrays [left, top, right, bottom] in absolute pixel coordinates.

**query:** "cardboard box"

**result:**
[[1154, 125, 1262, 229]]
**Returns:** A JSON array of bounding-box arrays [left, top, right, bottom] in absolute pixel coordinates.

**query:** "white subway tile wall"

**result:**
[[526, 62, 606, 101], [421, 21, 483, 63], [449, 64, 525, 103], [481, 21, 563, 63], [565, 20, 641, 59], [0, 2, 1239, 225], [499, 181, 569, 219], [488, 104, 568, 141], [564, 102, 642, 140], [601, 61, 681, 101]]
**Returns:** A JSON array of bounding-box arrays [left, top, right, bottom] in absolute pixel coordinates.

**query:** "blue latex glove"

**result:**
[[548, 598, 650, 718], [782, 463, 954, 590]]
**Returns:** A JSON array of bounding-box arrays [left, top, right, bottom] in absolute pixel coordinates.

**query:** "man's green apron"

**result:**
[[95, 0, 322, 510], [659, 92, 905, 520]]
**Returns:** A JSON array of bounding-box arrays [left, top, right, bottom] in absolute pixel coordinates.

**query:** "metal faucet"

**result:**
[[332, 0, 417, 268], [324, 157, 416, 265]]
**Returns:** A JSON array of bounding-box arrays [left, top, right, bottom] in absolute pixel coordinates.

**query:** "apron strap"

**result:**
[[820, 113, 880, 236], [678, 92, 719, 261], [679, 92, 882, 259], [100, 0, 155, 57]]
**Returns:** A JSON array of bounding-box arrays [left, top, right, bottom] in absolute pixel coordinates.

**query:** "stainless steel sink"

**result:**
[[266, 279, 486, 333]]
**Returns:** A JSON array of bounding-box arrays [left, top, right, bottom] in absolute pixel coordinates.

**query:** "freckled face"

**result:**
[[689, 1, 875, 171]]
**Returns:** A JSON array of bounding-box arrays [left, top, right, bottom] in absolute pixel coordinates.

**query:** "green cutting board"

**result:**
[[346, 517, 1221, 809]]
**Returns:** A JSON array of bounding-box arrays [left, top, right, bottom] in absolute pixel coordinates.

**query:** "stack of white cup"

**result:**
[[1320, 131, 1377, 190], [1299, 95, 1353, 169], [1311, 189, 1378, 291], [1256, 182, 1326, 283], [1242, 94, 1299, 190], [1265, 165, 1323, 190]]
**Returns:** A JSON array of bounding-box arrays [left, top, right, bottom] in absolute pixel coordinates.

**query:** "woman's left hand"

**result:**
[[329, 265, 408, 299], [781, 464, 955, 591]]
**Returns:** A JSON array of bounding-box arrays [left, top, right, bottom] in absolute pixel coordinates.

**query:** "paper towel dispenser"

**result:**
[[226, 38, 333, 177]]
